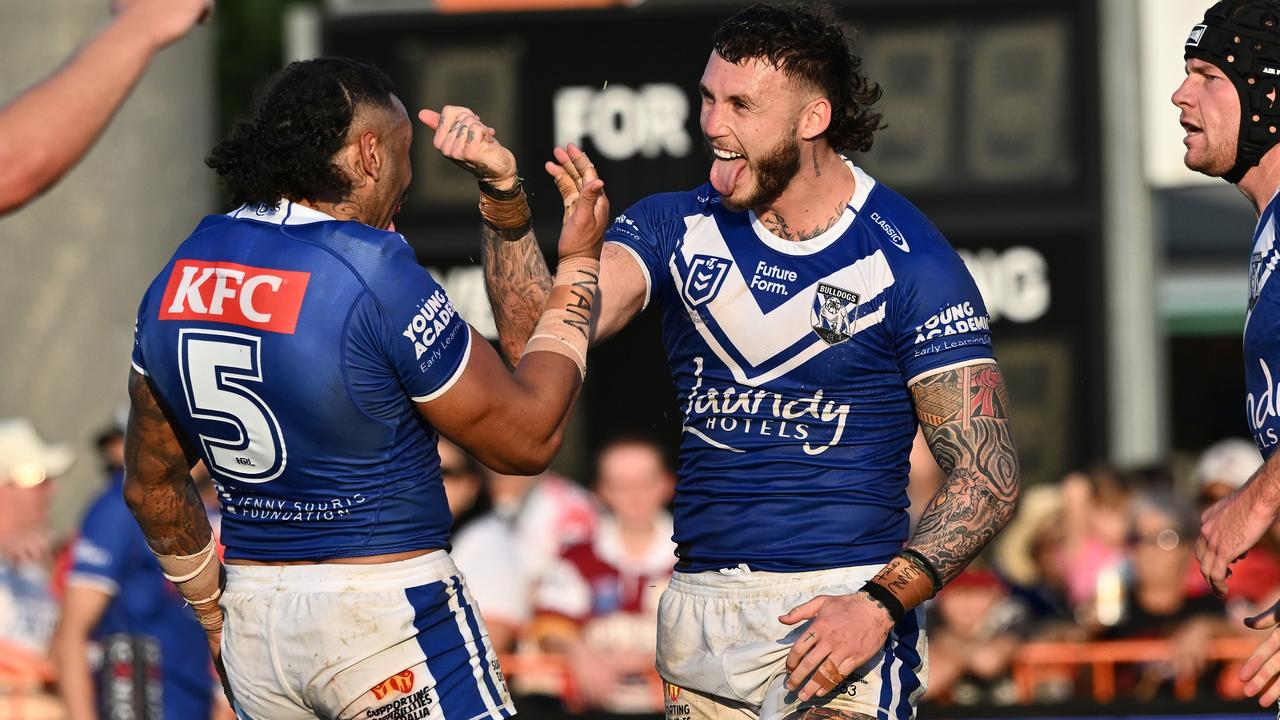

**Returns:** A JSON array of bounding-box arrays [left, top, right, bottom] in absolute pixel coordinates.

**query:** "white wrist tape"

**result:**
[[524, 257, 600, 378], [151, 536, 224, 633]]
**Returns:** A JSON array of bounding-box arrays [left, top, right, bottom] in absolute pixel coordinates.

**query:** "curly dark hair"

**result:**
[[713, 2, 884, 153], [206, 57, 397, 207]]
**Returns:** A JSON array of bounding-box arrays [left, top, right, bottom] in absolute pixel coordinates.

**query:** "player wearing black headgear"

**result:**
[[1182, 1, 1280, 710]]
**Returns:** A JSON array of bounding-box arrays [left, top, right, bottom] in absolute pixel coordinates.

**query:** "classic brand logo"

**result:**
[[370, 669, 415, 701], [160, 260, 309, 334], [682, 255, 733, 307], [870, 211, 909, 252]]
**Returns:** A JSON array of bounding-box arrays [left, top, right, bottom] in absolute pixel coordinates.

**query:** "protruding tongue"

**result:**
[[710, 158, 747, 196]]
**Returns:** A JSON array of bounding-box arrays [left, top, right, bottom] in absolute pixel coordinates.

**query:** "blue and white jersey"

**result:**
[[132, 202, 471, 561], [605, 162, 995, 572], [1245, 191, 1280, 458]]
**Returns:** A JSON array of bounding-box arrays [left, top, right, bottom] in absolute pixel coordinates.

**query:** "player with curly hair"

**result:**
[[479, 4, 1021, 718], [122, 56, 610, 719]]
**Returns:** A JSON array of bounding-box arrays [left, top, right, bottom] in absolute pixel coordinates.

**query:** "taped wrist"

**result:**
[[151, 536, 225, 633], [858, 553, 937, 624], [478, 178, 531, 241], [524, 257, 600, 378]]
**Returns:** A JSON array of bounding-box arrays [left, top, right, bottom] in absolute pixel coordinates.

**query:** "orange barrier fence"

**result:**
[[1013, 637, 1259, 703]]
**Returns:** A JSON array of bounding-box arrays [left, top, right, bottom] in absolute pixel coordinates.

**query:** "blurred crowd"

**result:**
[[2, 415, 1275, 717]]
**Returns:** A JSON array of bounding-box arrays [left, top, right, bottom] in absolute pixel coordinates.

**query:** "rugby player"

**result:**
[[0, 0, 212, 216], [472, 4, 1021, 718], [1180, 0, 1280, 707], [122, 57, 608, 719]]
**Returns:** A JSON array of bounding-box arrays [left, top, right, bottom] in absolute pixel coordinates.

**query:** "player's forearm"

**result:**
[[1247, 447, 1280, 516], [51, 631, 99, 720], [0, 14, 162, 214], [906, 363, 1020, 585], [481, 222, 552, 365]]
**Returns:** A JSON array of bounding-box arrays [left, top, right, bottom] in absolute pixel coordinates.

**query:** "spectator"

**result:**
[[51, 420, 221, 719], [1102, 492, 1229, 700], [0, 418, 71, 655], [530, 436, 676, 714], [992, 484, 1077, 640], [926, 567, 1026, 706], [451, 468, 597, 653], [1058, 464, 1131, 617], [438, 437, 491, 534]]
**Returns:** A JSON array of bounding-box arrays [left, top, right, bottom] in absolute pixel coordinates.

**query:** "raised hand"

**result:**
[[112, 0, 213, 50], [419, 106, 518, 190], [545, 144, 608, 261]]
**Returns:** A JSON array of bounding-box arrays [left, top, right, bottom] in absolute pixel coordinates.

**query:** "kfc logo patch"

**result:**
[[160, 260, 309, 334]]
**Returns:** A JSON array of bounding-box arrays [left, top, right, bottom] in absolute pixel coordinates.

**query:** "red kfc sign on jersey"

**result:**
[[160, 260, 309, 334]]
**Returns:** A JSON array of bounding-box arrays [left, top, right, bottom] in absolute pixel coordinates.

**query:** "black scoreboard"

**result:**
[[324, 0, 1105, 482]]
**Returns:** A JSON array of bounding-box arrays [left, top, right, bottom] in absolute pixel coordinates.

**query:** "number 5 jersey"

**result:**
[[131, 201, 472, 561]]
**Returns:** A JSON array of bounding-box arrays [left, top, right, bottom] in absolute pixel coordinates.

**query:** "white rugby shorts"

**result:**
[[657, 563, 927, 720], [221, 551, 514, 720]]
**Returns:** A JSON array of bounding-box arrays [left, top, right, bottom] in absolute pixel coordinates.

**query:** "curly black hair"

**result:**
[[713, 2, 884, 153], [206, 57, 397, 207]]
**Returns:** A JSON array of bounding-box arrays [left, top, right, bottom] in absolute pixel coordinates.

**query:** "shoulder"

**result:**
[[858, 176, 950, 261], [616, 185, 720, 233]]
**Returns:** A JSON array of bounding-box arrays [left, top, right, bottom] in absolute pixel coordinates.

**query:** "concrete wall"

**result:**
[[0, 2, 215, 535]]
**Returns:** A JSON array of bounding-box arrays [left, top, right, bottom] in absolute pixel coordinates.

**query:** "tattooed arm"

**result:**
[[123, 369, 210, 558], [906, 362, 1021, 583]]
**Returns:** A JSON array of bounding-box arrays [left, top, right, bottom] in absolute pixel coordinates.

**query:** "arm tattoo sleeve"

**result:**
[[907, 362, 1021, 585], [480, 223, 552, 365], [123, 370, 213, 556]]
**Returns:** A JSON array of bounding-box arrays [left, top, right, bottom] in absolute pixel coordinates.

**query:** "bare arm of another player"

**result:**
[[906, 362, 1021, 583], [122, 370, 234, 704], [415, 111, 611, 474], [419, 109, 644, 363], [0, 0, 211, 216], [484, 146, 647, 364], [51, 585, 113, 720]]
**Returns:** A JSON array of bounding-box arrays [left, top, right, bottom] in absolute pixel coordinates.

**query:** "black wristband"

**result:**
[[900, 549, 943, 594], [858, 580, 905, 623], [478, 178, 524, 200]]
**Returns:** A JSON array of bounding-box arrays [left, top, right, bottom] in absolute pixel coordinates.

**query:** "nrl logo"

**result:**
[[811, 283, 860, 345], [682, 254, 733, 308]]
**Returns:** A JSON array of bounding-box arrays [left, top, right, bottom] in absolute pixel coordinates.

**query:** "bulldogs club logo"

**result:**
[[811, 283, 860, 345], [370, 669, 415, 701], [682, 255, 733, 308]]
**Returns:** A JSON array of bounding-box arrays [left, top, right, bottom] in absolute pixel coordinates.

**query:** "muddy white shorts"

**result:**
[[657, 564, 927, 720], [221, 551, 514, 720]]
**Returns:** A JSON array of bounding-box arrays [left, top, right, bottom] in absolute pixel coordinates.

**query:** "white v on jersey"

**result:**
[[605, 161, 995, 572]]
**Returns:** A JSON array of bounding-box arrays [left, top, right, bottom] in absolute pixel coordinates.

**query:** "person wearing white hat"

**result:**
[[0, 417, 72, 663]]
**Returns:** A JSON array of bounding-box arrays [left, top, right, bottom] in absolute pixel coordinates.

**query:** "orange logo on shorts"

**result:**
[[370, 669, 415, 701], [665, 681, 681, 702]]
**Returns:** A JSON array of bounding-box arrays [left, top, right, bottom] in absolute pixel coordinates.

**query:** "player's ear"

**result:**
[[357, 130, 383, 183], [799, 96, 832, 142]]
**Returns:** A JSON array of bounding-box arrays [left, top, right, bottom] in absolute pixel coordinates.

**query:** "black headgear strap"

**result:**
[[1185, 0, 1280, 183]]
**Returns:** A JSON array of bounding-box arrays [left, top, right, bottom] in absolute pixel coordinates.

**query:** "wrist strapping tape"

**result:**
[[524, 257, 600, 378], [151, 536, 224, 633]]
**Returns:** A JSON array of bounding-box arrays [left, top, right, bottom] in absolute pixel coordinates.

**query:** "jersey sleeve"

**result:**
[[604, 197, 668, 311], [130, 287, 153, 376], [363, 241, 473, 402], [66, 498, 136, 597], [887, 234, 996, 384]]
